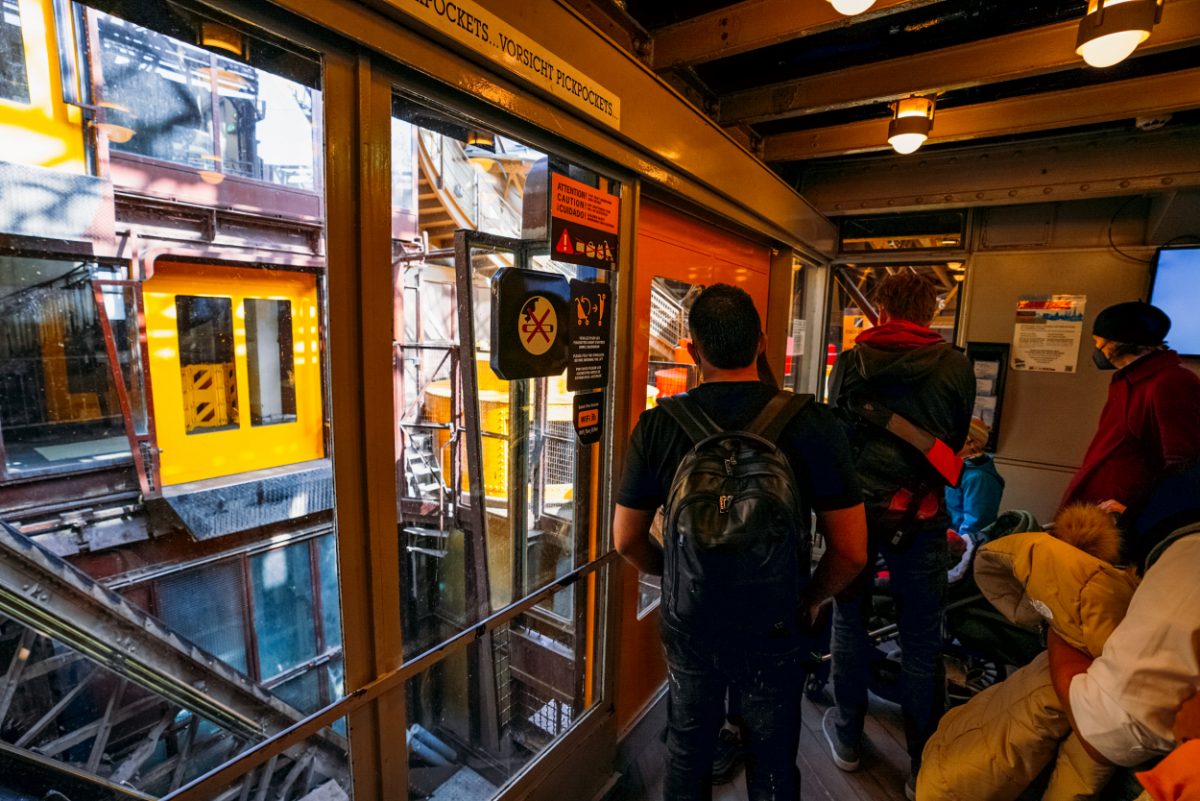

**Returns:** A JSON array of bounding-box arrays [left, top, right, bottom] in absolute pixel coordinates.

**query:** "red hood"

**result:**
[[855, 320, 945, 350]]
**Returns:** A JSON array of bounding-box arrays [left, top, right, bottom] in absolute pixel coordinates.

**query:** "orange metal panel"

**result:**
[[615, 199, 770, 731]]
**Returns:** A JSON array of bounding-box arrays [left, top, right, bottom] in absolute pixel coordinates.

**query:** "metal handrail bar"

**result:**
[[160, 549, 620, 801]]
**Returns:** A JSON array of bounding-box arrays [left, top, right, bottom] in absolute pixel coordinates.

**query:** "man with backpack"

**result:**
[[614, 284, 868, 801], [822, 271, 974, 799]]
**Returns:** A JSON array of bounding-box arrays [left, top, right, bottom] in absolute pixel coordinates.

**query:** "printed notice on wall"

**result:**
[[387, 0, 621, 129], [551, 173, 619, 271], [1011, 295, 1087, 373], [568, 279, 612, 391]]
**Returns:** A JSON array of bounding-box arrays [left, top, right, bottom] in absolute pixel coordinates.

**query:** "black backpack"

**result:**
[[658, 390, 813, 638]]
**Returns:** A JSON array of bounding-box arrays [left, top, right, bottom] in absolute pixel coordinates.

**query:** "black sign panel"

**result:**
[[551, 217, 618, 272], [573, 391, 604, 445], [567, 279, 613, 392], [490, 268, 570, 380]]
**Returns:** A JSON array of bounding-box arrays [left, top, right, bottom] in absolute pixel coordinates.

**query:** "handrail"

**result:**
[[160, 550, 621, 801]]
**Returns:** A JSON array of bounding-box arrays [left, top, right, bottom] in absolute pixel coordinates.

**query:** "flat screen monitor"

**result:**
[[1150, 245, 1200, 358]]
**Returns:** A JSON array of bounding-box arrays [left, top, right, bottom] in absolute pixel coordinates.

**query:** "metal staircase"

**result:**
[[0, 522, 348, 799]]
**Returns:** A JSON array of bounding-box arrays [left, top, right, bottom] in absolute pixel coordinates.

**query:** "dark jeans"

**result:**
[[830, 526, 949, 772], [661, 622, 804, 801]]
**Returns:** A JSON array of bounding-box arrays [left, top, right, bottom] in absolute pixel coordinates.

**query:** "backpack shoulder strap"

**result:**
[[659, 393, 722, 445], [747, 391, 813, 443]]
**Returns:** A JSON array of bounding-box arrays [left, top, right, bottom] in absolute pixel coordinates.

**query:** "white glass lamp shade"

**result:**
[[1076, 0, 1160, 68], [888, 97, 935, 155], [828, 0, 876, 16]]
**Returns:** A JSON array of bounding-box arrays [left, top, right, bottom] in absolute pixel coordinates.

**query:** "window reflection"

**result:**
[[0, 0, 29, 104], [0, 257, 134, 476], [94, 9, 319, 189]]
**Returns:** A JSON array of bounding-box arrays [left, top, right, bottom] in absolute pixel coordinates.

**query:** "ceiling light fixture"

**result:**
[[1076, 0, 1162, 68], [888, 96, 935, 155], [200, 21, 246, 58], [466, 130, 496, 149], [827, 0, 877, 15]]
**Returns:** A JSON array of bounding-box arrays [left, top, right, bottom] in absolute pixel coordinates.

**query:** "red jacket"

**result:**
[[1062, 350, 1200, 514]]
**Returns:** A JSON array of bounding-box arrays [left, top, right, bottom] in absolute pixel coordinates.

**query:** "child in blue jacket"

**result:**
[[946, 418, 1004, 580]]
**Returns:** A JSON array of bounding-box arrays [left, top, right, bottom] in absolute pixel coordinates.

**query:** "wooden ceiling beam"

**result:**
[[798, 126, 1200, 215], [651, 0, 939, 70], [720, 0, 1200, 126], [763, 67, 1200, 161]]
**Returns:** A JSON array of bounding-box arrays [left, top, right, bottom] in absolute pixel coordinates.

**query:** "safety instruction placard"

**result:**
[[1011, 295, 1087, 373], [551, 173, 619, 271], [490, 267, 570, 379], [567, 279, 612, 391]]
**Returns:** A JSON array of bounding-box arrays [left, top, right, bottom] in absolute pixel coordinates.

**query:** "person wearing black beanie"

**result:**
[[1061, 300, 1200, 553]]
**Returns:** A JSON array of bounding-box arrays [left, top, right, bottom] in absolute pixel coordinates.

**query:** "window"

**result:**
[[0, 0, 30, 104], [0, 257, 136, 477], [824, 263, 965, 398], [94, 9, 320, 190], [157, 561, 250, 674], [391, 98, 616, 797], [250, 542, 317, 679], [175, 295, 238, 434], [244, 298, 297, 426]]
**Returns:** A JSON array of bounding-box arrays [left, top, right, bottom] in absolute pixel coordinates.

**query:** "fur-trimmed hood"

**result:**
[[974, 506, 1139, 656]]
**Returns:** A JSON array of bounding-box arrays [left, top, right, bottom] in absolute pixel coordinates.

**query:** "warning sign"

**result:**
[[519, 295, 558, 356], [550, 173, 620, 271], [567, 279, 612, 392], [573, 391, 604, 445], [490, 268, 569, 380]]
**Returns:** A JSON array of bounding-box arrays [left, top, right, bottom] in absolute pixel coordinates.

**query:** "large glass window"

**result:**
[[0, 0, 29, 104], [392, 99, 615, 798], [0, 257, 137, 477], [175, 294, 238, 434], [94, 9, 319, 189], [0, 6, 346, 799]]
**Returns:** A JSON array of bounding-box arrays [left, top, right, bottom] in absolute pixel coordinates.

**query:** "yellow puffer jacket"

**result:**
[[919, 507, 1140, 801]]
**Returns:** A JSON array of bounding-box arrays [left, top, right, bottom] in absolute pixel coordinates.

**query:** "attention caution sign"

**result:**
[[490, 268, 570, 379], [550, 173, 619, 271]]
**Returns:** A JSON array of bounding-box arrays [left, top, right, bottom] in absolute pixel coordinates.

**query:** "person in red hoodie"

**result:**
[[1061, 301, 1200, 558], [821, 271, 975, 800]]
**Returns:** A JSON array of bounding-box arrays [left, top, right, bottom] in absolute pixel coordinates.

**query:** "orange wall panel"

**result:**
[[615, 199, 771, 731]]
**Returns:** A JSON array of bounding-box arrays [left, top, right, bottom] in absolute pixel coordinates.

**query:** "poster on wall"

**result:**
[[550, 173, 619, 271], [1011, 295, 1087, 373]]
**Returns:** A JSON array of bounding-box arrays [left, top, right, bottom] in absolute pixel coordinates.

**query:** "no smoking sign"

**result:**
[[490, 268, 569, 380]]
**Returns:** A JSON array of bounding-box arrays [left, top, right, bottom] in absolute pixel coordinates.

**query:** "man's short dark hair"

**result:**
[[688, 284, 761, 370], [873, 271, 939, 325]]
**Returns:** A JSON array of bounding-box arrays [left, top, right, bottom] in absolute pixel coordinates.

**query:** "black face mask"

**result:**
[[1092, 347, 1116, 371]]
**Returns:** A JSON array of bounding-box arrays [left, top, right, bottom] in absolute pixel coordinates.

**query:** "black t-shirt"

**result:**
[[617, 381, 863, 515]]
